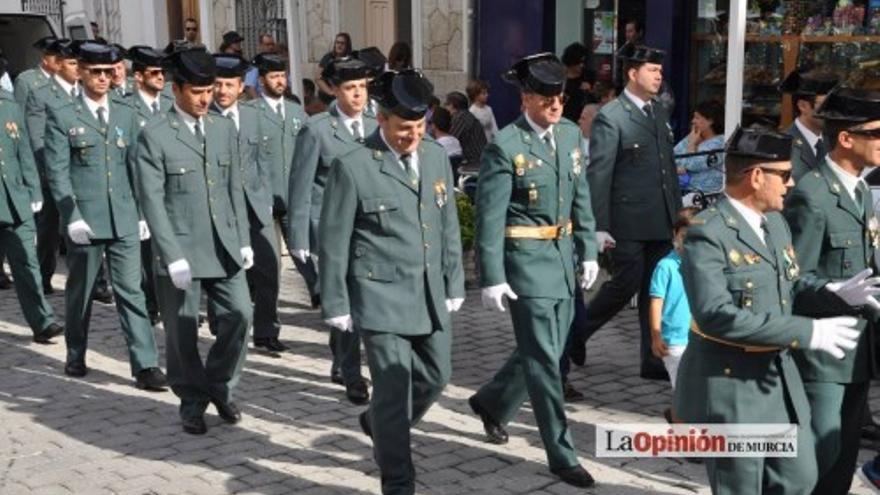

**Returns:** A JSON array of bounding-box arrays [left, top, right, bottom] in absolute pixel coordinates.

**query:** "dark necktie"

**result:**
[[275, 102, 284, 119], [761, 219, 777, 256], [70, 87, 77, 99], [543, 132, 555, 155], [351, 120, 363, 142], [194, 121, 204, 143], [643, 103, 653, 119], [96, 107, 107, 128], [401, 154, 418, 184], [151, 101, 159, 115], [856, 182, 869, 217], [815, 138, 827, 161]]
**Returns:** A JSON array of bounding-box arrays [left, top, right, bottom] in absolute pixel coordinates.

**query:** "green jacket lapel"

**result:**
[[619, 93, 656, 135], [329, 106, 356, 144], [368, 131, 418, 193], [74, 95, 104, 134], [716, 198, 776, 265], [818, 161, 864, 224], [168, 109, 204, 157], [514, 115, 554, 168], [258, 99, 283, 129]]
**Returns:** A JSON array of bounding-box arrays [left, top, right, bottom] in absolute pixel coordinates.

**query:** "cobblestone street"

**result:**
[[1, 259, 878, 494]]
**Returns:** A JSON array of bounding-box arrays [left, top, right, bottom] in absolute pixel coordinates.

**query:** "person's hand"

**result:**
[[810, 317, 860, 359], [826, 268, 880, 310], [292, 249, 310, 264], [138, 220, 151, 241], [240, 247, 254, 270], [325, 314, 353, 332], [579, 261, 599, 290], [596, 231, 616, 253], [651, 333, 669, 358], [687, 124, 702, 151], [67, 220, 94, 245], [168, 259, 192, 290], [30, 201, 43, 213], [445, 298, 464, 312], [481, 283, 518, 312]]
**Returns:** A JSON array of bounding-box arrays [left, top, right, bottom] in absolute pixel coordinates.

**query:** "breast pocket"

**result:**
[[68, 133, 100, 165], [166, 160, 199, 194], [360, 196, 399, 233], [828, 230, 865, 278], [726, 270, 771, 313], [216, 153, 231, 181], [514, 173, 551, 211], [621, 139, 644, 165]]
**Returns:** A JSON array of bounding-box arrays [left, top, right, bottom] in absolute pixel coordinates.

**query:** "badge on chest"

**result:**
[[4, 121, 19, 140]]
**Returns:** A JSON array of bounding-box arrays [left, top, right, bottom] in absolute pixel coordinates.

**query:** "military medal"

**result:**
[[783, 246, 800, 280], [115, 127, 125, 148], [434, 180, 447, 208], [4, 121, 19, 140], [728, 248, 742, 266], [571, 148, 582, 175], [528, 187, 539, 206], [832, 182, 841, 194], [869, 217, 880, 249], [744, 253, 761, 265], [514, 153, 526, 176]]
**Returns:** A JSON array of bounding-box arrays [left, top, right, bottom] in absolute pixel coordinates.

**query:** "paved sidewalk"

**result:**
[[0, 259, 878, 494]]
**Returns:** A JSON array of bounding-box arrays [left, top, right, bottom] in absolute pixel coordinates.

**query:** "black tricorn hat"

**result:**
[[33, 36, 57, 52], [618, 44, 665, 64], [213, 53, 249, 78], [502, 52, 565, 96], [48, 39, 76, 58], [369, 69, 434, 120], [813, 64, 880, 123], [322, 56, 370, 85], [778, 68, 838, 96], [252, 52, 286, 73], [163, 40, 196, 56], [222, 31, 244, 46], [76, 41, 122, 64], [127, 46, 165, 68], [353, 46, 386, 78], [167, 47, 216, 86], [725, 125, 792, 161]]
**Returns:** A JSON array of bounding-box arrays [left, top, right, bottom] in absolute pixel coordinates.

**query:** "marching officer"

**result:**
[[211, 53, 283, 354], [42, 42, 165, 389], [572, 45, 681, 379], [469, 53, 599, 488], [136, 47, 253, 435], [127, 45, 173, 325], [779, 67, 838, 181], [13, 36, 56, 107], [674, 126, 875, 494], [319, 69, 464, 494], [288, 56, 375, 403], [784, 67, 880, 494], [26, 38, 79, 295], [0, 86, 64, 343]]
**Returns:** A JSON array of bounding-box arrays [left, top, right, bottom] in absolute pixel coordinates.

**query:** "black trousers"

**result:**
[[572, 239, 671, 377]]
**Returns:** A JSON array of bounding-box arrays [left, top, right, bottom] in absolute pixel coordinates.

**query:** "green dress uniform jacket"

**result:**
[[586, 93, 681, 241], [26, 78, 78, 167], [788, 123, 823, 182], [674, 198, 821, 494], [13, 66, 50, 107], [0, 90, 57, 334], [783, 161, 876, 494], [473, 115, 597, 471], [129, 91, 173, 130]]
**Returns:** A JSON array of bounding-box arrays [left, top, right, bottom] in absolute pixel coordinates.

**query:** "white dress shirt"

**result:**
[[726, 194, 767, 244], [82, 94, 110, 123], [623, 88, 652, 116], [339, 109, 364, 139], [827, 157, 867, 203], [173, 103, 204, 136], [139, 90, 161, 114], [220, 102, 240, 131], [54, 75, 78, 98], [262, 94, 284, 119], [380, 129, 419, 178], [794, 117, 821, 153], [524, 112, 555, 150]]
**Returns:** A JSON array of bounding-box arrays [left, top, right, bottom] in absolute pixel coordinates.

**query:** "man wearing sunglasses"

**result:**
[[779, 68, 838, 182], [783, 68, 880, 494], [572, 45, 681, 380], [42, 42, 166, 390], [674, 126, 876, 494], [469, 53, 598, 488]]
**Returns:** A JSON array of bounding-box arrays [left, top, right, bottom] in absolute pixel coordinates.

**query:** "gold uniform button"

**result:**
[[791, 340, 799, 349], [108, 188, 112, 193], [723, 367, 731, 376], [107, 172, 112, 177], [179, 168, 186, 173], [367, 271, 373, 278], [781, 299, 787, 306], [745, 281, 754, 289], [105, 140, 109, 145], [379, 205, 386, 211], [424, 243, 430, 249]]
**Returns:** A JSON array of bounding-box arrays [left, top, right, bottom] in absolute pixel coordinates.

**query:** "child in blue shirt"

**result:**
[[649, 207, 699, 421]]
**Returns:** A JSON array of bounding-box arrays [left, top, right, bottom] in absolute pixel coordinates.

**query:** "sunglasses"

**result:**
[[748, 166, 792, 183], [185, 27, 198, 32], [143, 69, 164, 77], [536, 94, 568, 107], [87, 67, 115, 77], [848, 127, 880, 139]]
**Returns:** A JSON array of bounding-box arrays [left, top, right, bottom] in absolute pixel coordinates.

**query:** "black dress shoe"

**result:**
[[346, 379, 370, 405], [64, 361, 87, 377], [562, 380, 585, 403], [330, 370, 344, 385], [211, 399, 241, 424], [569, 342, 586, 367], [92, 287, 113, 304], [0, 273, 12, 290], [33, 322, 64, 344], [149, 312, 161, 326], [182, 415, 207, 435], [42, 282, 54, 295], [358, 411, 372, 438], [253, 338, 285, 356], [135, 367, 168, 391], [310, 294, 321, 309], [551, 465, 595, 488], [468, 395, 508, 444], [640, 368, 669, 381]]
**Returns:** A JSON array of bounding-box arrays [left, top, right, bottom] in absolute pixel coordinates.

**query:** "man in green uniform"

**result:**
[[469, 53, 599, 488], [127, 45, 173, 325], [42, 42, 166, 389], [242, 53, 307, 299], [13, 36, 56, 107], [211, 53, 282, 355], [136, 47, 253, 435], [319, 69, 464, 495], [26, 38, 79, 295], [779, 67, 838, 181], [0, 86, 64, 343], [289, 56, 375, 404], [784, 68, 880, 494], [674, 126, 875, 494], [571, 45, 681, 379]]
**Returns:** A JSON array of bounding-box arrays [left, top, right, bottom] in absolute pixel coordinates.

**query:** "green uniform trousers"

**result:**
[[36, 183, 59, 287], [157, 271, 251, 420], [0, 216, 56, 333], [474, 296, 578, 470], [804, 380, 868, 495], [362, 327, 452, 495], [248, 209, 281, 340], [140, 239, 158, 320], [64, 233, 158, 374]]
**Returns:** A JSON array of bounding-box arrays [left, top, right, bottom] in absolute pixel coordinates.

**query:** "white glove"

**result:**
[[325, 314, 353, 332], [67, 220, 94, 245], [579, 260, 600, 290], [826, 268, 880, 310], [168, 258, 192, 290], [240, 246, 255, 270], [596, 231, 616, 253], [292, 249, 310, 264], [481, 283, 518, 312], [445, 298, 464, 312], [31, 201, 43, 213], [138, 220, 151, 241], [810, 317, 860, 359]]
